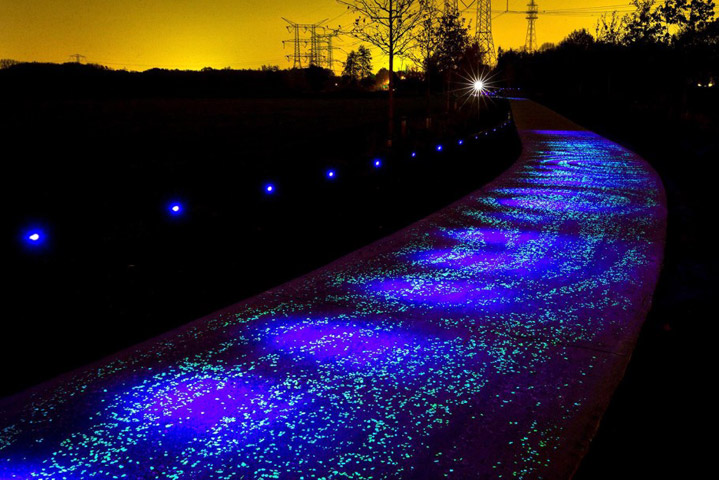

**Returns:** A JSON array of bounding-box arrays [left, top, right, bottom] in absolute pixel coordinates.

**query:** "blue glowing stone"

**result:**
[[458, 139, 464, 145], [326, 169, 336, 179], [169, 203, 183, 215], [411, 152, 417, 158], [374, 159, 382, 168], [436, 145, 443, 152], [23, 228, 46, 248], [265, 184, 275, 194]]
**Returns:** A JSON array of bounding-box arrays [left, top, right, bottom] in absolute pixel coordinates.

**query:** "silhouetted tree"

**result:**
[[676, 15, 719, 46], [407, 0, 441, 73], [560, 29, 596, 49], [622, 0, 667, 45], [338, 0, 426, 145], [434, 6, 470, 74], [343, 50, 361, 79], [461, 41, 488, 69], [434, 5, 471, 111], [405, 0, 443, 113], [659, 0, 716, 35], [0, 59, 19, 69], [357, 45, 373, 78], [343, 46, 373, 82], [596, 11, 626, 44]]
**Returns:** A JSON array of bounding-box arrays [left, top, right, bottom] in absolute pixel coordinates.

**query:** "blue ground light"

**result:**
[[0, 119, 666, 479], [22, 229, 46, 248], [168, 203, 183, 216], [326, 169, 336, 180], [265, 183, 275, 194], [373, 159, 382, 168]]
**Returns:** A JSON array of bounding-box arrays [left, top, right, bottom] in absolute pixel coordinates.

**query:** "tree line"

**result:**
[[497, 0, 718, 127]]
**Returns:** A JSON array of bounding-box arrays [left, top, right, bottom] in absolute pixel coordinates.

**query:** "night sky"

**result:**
[[2, 1, 640, 70]]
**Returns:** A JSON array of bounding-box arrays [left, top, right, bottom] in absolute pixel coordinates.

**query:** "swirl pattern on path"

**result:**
[[0, 110, 666, 479]]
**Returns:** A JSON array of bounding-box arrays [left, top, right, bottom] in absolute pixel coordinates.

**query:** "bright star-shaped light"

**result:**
[[454, 69, 497, 111]]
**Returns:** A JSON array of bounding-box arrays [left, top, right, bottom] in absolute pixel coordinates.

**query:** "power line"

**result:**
[[505, 3, 636, 16], [496, 1, 639, 52]]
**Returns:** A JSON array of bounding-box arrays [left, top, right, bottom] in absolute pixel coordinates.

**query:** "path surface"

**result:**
[[0, 100, 666, 479]]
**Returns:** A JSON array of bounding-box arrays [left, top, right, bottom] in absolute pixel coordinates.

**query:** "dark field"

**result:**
[[3, 95, 518, 398]]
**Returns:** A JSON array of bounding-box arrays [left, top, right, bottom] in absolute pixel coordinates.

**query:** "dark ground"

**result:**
[[2, 93, 518, 399], [6, 76, 706, 479], [556, 101, 716, 479]]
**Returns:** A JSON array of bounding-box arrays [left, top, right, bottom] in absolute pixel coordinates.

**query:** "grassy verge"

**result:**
[[3, 94, 519, 398]]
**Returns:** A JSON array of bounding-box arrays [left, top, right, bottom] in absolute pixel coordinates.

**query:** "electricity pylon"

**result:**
[[525, 1, 539, 52], [475, 0, 496, 65], [316, 31, 340, 70], [454, 1, 495, 66], [282, 19, 303, 68], [282, 18, 331, 69]]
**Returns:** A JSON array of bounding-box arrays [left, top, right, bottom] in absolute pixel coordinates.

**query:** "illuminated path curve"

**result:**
[[0, 100, 666, 480]]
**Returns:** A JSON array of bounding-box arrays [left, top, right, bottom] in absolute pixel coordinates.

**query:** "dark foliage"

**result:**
[[497, 19, 719, 128], [0, 63, 337, 99]]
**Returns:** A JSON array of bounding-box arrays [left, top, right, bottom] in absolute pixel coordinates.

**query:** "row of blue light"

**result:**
[[21, 118, 512, 249]]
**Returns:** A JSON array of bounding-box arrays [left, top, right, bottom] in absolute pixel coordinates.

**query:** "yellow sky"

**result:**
[[0, 1, 666, 71]]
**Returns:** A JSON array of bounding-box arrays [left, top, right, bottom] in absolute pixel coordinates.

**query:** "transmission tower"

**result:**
[[475, 0, 496, 65], [447, 1, 495, 65], [69, 54, 86, 64], [282, 18, 331, 69], [525, 1, 539, 53], [316, 31, 340, 70], [307, 24, 322, 66], [283, 19, 303, 68]]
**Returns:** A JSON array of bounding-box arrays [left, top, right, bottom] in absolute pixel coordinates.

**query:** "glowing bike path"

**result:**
[[0, 100, 666, 479]]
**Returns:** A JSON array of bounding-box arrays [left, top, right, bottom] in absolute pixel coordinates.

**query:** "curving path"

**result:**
[[0, 100, 666, 479]]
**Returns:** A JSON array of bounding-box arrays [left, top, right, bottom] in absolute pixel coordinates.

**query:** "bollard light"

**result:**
[[169, 203, 183, 215], [22, 227, 47, 248]]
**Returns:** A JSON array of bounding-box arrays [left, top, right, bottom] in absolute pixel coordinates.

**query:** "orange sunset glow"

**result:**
[[2, 1, 646, 71]]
